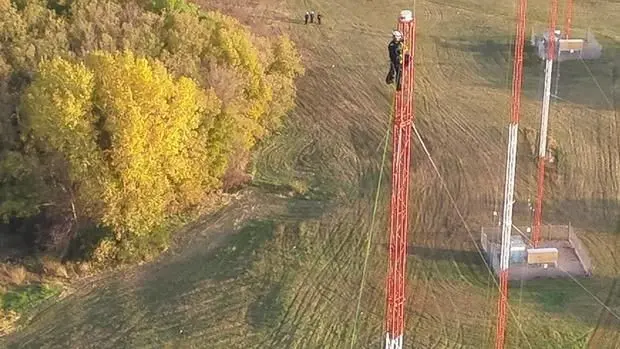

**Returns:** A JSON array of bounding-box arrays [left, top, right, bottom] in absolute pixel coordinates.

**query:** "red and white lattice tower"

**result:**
[[384, 9, 416, 349], [564, 0, 573, 39], [496, 0, 527, 347], [533, 0, 559, 248]]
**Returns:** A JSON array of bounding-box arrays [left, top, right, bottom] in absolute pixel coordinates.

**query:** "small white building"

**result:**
[[527, 247, 559, 267], [531, 29, 602, 62]]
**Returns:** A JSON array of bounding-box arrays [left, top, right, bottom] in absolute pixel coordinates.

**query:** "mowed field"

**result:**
[[2, 0, 620, 348]]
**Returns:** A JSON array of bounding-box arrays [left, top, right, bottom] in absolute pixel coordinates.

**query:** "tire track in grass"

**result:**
[[261, 214, 354, 347], [420, 265, 454, 347], [584, 231, 620, 348], [406, 254, 434, 348], [256, 62, 378, 346], [256, 3, 398, 346], [279, 208, 377, 347], [269, 169, 384, 347]]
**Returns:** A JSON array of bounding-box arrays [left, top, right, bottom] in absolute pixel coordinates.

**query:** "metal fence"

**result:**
[[581, 30, 603, 60], [481, 224, 570, 243], [540, 224, 570, 240], [489, 243, 500, 275], [568, 225, 594, 276], [480, 224, 594, 276], [481, 229, 489, 253], [531, 28, 602, 62]]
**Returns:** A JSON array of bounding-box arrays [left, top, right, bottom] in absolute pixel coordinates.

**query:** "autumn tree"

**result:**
[[0, 0, 69, 224], [0, 0, 303, 261], [22, 51, 223, 242], [158, 10, 303, 186]]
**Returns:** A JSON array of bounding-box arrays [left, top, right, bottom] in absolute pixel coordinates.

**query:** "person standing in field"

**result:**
[[304, 11, 309, 24], [309, 11, 314, 23], [317, 13, 322, 24]]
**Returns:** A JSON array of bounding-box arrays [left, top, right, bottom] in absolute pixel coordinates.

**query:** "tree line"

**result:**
[[0, 0, 304, 264]]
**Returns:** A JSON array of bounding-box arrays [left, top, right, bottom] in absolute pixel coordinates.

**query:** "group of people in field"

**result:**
[[301, 11, 406, 93], [304, 11, 322, 24]]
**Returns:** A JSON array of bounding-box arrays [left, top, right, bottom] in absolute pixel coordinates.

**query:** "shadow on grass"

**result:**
[[436, 35, 620, 111], [4, 215, 618, 347], [4, 280, 128, 349], [376, 243, 492, 286], [3, 219, 285, 348], [247, 282, 285, 329], [137, 220, 276, 290], [547, 199, 620, 233], [403, 243, 620, 331], [408, 245, 485, 265], [509, 276, 620, 330]]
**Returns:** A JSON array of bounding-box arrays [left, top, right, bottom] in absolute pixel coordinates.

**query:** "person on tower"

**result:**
[[385, 30, 410, 91]]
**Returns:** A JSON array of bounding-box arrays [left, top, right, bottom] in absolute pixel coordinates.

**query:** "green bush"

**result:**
[[1, 284, 61, 313]]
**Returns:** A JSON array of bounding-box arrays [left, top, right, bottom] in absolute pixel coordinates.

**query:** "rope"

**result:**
[[514, 255, 527, 349], [411, 123, 534, 349], [579, 57, 614, 109], [349, 120, 391, 349]]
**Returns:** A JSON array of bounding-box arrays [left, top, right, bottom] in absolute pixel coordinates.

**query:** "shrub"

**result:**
[[0, 265, 27, 286], [39, 257, 69, 278], [1, 284, 61, 313]]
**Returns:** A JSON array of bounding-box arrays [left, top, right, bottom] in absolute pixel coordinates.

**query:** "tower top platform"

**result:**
[[399, 10, 413, 23]]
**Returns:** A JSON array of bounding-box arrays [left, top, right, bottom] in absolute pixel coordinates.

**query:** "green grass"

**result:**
[[247, 282, 286, 329], [1, 284, 61, 314], [534, 289, 570, 310]]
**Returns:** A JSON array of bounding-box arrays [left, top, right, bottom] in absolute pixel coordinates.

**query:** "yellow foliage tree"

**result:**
[[164, 11, 274, 149], [21, 57, 106, 218], [22, 51, 223, 240], [158, 11, 303, 189], [1, 0, 303, 258], [263, 35, 304, 131], [0, 0, 68, 73]]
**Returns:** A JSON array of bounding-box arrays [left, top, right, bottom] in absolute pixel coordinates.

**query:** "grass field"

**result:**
[[2, 0, 620, 348]]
